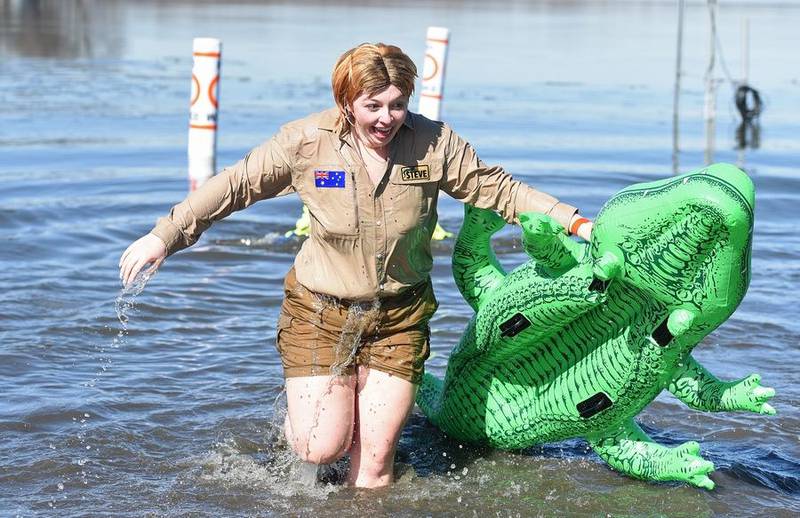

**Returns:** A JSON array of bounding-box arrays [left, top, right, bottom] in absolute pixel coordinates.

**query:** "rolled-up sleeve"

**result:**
[[440, 128, 578, 231], [151, 128, 296, 255]]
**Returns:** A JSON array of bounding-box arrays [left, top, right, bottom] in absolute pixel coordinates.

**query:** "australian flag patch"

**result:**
[[314, 169, 346, 188]]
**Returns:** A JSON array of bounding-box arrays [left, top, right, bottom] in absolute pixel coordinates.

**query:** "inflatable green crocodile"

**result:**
[[417, 163, 775, 489]]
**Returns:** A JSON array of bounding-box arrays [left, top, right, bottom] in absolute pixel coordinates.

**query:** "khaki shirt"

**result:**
[[152, 108, 577, 300]]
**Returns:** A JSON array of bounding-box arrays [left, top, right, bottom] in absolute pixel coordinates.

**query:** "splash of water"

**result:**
[[115, 268, 155, 329]]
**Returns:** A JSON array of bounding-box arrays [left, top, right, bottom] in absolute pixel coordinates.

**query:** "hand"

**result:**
[[119, 233, 167, 287]]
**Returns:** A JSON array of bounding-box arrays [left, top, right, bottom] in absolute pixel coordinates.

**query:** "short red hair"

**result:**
[[331, 43, 417, 134]]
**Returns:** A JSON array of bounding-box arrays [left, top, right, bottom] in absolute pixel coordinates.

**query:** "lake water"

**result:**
[[1, 0, 799, 516]]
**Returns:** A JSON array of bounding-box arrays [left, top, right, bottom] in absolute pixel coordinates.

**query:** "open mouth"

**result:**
[[371, 126, 393, 139]]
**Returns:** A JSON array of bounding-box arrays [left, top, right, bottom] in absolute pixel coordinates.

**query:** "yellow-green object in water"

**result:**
[[431, 223, 453, 241], [286, 205, 452, 240], [285, 205, 311, 238]]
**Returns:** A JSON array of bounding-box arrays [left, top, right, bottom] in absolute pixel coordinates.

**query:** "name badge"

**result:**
[[315, 169, 346, 188], [400, 165, 430, 183]]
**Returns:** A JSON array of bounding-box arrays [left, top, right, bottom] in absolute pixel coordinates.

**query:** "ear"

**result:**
[[343, 105, 355, 124]]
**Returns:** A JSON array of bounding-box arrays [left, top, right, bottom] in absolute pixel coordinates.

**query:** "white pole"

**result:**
[[418, 27, 453, 240], [418, 27, 450, 121], [704, 1, 717, 166], [188, 38, 221, 191], [737, 17, 750, 168], [741, 17, 750, 84], [672, 0, 685, 175]]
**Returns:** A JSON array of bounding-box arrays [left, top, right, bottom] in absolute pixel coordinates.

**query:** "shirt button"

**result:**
[[376, 220, 382, 226]]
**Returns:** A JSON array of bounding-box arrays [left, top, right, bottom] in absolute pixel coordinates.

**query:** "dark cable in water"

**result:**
[[705, 0, 764, 151], [735, 84, 762, 150], [735, 85, 763, 122]]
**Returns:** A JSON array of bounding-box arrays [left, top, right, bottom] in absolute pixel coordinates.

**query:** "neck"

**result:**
[[354, 133, 389, 161]]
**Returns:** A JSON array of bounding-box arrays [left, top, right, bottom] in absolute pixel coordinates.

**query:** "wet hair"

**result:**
[[331, 43, 417, 134]]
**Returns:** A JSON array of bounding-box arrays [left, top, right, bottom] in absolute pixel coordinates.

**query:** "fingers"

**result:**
[[144, 256, 165, 276], [130, 256, 153, 287], [759, 403, 777, 415], [119, 234, 168, 286], [690, 461, 716, 490], [119, 245, 131, 269], [677, 441, 701, 456], [120, 255, 137, 287], [752, 386, 775, 400], [690, 473, 716, 490]]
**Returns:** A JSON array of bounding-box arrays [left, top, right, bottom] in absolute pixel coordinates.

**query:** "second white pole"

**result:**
[[188, 37, 222, 191]]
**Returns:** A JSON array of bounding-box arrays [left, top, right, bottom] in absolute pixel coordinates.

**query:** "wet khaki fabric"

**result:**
[[276, 267, 437, 383], [151, 108, 578, 300]]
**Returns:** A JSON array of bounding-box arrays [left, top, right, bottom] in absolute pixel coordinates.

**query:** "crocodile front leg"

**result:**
[[587, 419, 715, 489], [452, 205, 507, 311], [668, 355, 776, 415]]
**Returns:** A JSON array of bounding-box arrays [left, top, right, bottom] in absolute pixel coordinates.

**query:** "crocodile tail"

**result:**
[[415, 373, 444, 424], [453, 205, 507, 311]]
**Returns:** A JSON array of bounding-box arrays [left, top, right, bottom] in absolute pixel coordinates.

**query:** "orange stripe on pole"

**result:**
[[190, 123, 217, 130], [193, 51, 221, 58], [208, 75, 219, 108], [421, 92, 443, 99], [426, 38, 449, 44]]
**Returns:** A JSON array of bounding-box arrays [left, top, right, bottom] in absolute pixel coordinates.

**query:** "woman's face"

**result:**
[[348, 85, 408, 150]]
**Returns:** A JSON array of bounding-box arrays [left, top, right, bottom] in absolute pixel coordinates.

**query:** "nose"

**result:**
[[378, 108, 392, 125]]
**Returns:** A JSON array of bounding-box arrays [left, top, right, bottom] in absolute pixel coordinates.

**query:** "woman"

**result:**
[[119, 43, 592, 488]]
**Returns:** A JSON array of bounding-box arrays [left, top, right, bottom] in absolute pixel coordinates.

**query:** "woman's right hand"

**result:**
[[119, 233, 167, 287]]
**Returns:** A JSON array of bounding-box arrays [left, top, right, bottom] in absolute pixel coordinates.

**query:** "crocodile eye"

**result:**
[[651, 317, 673, 347]]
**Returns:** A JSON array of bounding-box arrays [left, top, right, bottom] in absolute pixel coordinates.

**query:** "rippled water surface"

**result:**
[[2, 1, 799, 516]]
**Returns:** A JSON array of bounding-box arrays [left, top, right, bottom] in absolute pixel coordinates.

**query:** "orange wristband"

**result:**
[[570, 217, 590, 236]]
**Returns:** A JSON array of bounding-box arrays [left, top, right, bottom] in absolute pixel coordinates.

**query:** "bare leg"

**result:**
[[284, 374, 357, 465], [347, 367, 417, 488]]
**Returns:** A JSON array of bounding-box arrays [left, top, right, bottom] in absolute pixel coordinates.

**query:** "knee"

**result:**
[[295, 440, 351, 465], [285, 417, 352, 464]]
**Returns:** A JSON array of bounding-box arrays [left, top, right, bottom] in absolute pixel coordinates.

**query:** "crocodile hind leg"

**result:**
[[587, 419, 715, 489], [453, 205, 507, 311]]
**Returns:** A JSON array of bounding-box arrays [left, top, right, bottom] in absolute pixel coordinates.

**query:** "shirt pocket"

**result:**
[[302, 166, 360, 239], [387, 162, 443, 234]]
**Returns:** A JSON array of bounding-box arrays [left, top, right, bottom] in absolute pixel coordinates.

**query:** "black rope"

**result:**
[[735, 84, 762, 150], [735, 85, 763, 123]]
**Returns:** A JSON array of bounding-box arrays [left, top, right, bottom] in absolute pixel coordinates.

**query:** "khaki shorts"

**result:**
[[275, 267, 438, 384]]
